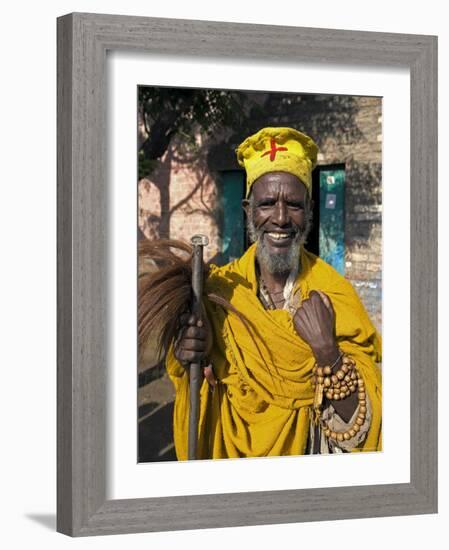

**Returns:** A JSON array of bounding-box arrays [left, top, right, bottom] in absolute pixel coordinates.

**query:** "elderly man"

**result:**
[[167, 127, 382, 459]]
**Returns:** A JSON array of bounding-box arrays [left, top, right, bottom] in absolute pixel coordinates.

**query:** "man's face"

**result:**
[[243, 171, 312, 275]]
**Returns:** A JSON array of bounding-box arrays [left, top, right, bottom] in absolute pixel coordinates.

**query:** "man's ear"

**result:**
[[242, 198, 250, 217]]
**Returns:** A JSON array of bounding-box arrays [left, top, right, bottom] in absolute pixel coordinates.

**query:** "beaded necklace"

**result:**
[[258, 263, 300, 313]]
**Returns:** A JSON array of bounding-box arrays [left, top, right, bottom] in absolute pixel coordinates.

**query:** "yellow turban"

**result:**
[[236, 127, 319, 197]]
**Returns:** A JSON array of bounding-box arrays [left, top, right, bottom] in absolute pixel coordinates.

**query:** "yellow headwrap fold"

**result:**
[[236, 127, 319, 197]]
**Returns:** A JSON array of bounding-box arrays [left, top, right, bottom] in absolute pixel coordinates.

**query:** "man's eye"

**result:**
[[288, 203, 304, 209]]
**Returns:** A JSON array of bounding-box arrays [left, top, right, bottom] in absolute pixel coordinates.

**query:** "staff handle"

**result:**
[[188, 234, 208, 460]]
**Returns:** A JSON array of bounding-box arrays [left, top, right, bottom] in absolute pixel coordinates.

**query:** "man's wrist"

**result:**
[[314, 343, 340, 368]]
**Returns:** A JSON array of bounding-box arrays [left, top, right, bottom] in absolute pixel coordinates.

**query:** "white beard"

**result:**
[[246, 205, 312, 275]]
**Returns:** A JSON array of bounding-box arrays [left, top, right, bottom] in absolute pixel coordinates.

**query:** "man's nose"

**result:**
[[273, 200, 289, 226]]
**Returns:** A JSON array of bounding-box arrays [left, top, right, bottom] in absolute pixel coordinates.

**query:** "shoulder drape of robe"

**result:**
[[166, 244, 382, 460]]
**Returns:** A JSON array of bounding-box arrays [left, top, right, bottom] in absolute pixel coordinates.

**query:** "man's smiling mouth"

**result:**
[[267, 232, 291, 240]]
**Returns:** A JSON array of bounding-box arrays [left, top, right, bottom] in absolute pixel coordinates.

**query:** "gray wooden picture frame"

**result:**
[[57, 12, 438, 537]]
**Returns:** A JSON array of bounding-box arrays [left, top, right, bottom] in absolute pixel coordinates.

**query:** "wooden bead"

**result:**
[[337, 370, 345, 380], [330, 431, 337, 440], [324, 428, 331, 437], [324, 366, 332, 376], [351, 371, 357, 380], [331, 375, 339, 385], [337, 433, 344, 442], [317, 376, 324, 384], [325, 391, 333, 399], [333, 394, 341, 401], [358, 392, 366, 400], [335, 381, 341, 389], [316, 367, 324, 377], [341, 384, 348, 393], [343, 355, 351, 365], [356, 417, 364, 426], [324, 377, 331, 387], [348, 429, 356, 438], [341, 364, 349, 374], [344, 374, 351, 383], [353, 424, 360, 433], [343, 432, 351, 440], [359, 406, 367, 414]]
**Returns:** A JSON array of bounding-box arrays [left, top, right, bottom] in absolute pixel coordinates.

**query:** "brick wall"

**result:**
[[138, 140, 223, 262], [138, 93, 382, 332]]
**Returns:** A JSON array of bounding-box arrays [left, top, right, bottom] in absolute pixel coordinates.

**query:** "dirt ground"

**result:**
[[138, 367, 177, 462]]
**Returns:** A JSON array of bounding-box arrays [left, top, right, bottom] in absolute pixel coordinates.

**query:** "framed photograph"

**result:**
[[57, 12, 437, 536]]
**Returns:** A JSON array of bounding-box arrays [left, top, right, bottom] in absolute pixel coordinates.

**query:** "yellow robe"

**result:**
[[166, 244, 382, 459]]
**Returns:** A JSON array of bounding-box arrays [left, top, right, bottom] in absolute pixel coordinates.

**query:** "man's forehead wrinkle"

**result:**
[[252, 172, 308, 201], [253, 184, 307, 204]]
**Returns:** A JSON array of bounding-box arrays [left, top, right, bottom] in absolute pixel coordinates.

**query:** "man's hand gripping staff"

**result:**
[[174, 313, 216, 387]]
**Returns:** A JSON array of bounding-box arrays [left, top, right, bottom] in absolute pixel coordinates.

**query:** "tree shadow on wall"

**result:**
[[293, 94, 366, 147], [139, 90, 379, 245], [206, 93, 368, 173], [344, 160, 382, 243], [207, 93, 382, 245], [139, 142, 223, 243]]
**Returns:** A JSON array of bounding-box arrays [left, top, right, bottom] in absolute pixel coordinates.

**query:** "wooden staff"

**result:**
[[188, 234, 209, 460]]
